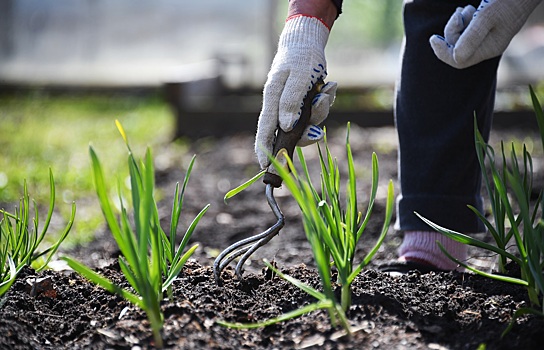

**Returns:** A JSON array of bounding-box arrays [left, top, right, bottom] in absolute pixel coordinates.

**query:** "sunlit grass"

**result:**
[[1, 169, 75, 297], [0, 91, 176, 244]]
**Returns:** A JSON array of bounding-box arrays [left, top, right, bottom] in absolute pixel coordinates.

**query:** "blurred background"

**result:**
[[0, 0, 543, 247], [1, 0, 543, 88]]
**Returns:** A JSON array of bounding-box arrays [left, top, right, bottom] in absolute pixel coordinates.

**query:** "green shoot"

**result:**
[[223, 170, 266, 203], [218, 123, 393, 332], [63, 121, 209, 347], [0, 169, 75, 297], [0, 256, 19, 299], [273, 123, 394, 313], [416, 86, 544, 333]]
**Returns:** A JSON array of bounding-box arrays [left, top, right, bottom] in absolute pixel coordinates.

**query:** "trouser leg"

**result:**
[[394, 0, 501, 234]]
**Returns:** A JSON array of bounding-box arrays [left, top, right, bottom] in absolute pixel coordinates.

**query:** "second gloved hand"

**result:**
[[429, 0, 542, 69], [255, 15, 337, 169]]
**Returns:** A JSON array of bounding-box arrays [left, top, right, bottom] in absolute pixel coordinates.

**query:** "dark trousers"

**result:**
[[394, 0, 501, 233]]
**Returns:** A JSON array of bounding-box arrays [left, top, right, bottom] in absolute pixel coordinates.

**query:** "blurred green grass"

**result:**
[[0, 91, 177, 245]]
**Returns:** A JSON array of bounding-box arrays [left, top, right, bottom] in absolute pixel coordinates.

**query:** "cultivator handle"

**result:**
[[263, 78, 325, 188]]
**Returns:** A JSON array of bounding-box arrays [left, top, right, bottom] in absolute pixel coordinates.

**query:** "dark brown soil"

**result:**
[[1, 125, 543, 349]]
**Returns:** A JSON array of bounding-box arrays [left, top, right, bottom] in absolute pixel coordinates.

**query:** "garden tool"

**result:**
[[213, 79, 325, 284]]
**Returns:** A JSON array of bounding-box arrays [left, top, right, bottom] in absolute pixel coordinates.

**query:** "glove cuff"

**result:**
[[281, 15, 330, 52]]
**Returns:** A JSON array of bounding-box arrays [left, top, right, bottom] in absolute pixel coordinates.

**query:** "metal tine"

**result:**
[[213, 238, 258, 284], [213, 184, 285, 284], [217, 246, 251, 271], [213, 220, 280, 282], [218, 217, 282, 273], [234, 215, 284, 278]]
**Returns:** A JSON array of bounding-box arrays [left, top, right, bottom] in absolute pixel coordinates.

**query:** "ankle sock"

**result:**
[[398, 231, 467, 271]]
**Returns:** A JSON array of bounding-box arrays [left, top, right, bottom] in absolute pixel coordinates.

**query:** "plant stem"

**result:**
[[148, 308, 164, 348], [341, 283, 351, 312]]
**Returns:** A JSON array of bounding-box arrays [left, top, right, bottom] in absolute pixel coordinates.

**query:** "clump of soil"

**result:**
[[1, 126, 543, 349], [2, 261, 543, 349]]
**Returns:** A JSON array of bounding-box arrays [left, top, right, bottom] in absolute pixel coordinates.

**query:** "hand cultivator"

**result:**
[[213, 79, 325, 284]]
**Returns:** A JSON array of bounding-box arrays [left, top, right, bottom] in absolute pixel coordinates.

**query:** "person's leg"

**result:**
[[394, 0, 501, 270]]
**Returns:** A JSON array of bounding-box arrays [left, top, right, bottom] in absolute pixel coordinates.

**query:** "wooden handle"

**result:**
[[263, 79, 324, 188]]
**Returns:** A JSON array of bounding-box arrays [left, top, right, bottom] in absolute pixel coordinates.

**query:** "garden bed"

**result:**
[[1, 125, 543, 349]]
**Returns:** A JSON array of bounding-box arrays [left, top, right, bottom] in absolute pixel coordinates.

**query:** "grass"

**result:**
[[63, 122, 208, 347], [0, 91, 175, 245]]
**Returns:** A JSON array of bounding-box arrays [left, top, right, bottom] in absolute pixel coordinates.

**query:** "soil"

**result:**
[[1, 125, 543, 349]]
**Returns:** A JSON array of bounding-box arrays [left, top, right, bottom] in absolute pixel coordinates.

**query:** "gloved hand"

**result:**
[[430, 0, 542, 69], [255, 15, 338, 169]]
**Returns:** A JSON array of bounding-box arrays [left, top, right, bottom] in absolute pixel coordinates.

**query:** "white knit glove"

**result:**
[[255, 15, 337, 169], [430, 0, 542, 69]]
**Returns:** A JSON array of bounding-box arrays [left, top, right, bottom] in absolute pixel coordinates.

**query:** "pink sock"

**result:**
[[398, 231, 467, 271]]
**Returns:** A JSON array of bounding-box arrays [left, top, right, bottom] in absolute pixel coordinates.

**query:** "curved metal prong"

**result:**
[[234, 214, 284, 278], [213, 184, 284, 284]]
